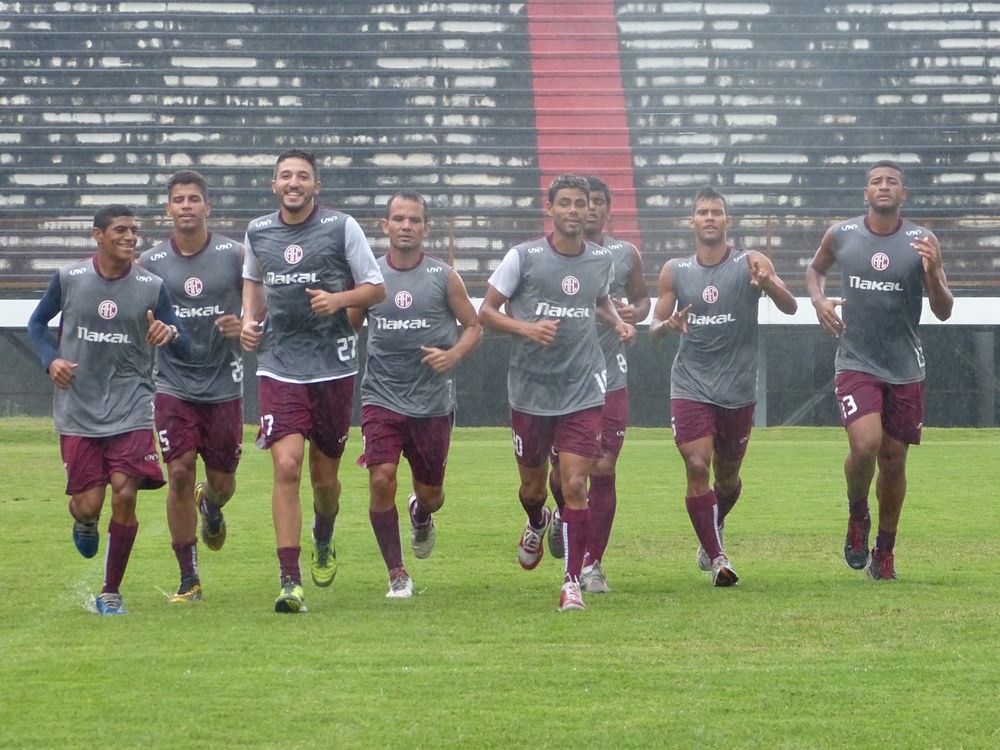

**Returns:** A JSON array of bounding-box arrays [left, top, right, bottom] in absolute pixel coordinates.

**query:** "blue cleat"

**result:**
[[95, 592, 127, 616], [73, 520, 100, 559]]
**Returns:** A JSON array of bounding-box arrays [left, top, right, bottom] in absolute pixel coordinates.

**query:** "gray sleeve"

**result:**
[[242, 231, 263, 282], [344, 217, 384, 285], [487, 247, 522, 298]]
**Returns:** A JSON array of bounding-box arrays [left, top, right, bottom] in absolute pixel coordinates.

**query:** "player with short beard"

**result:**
[[479, 174, 635, 612], [241, 149, 385, 613], [806, 160, 953, 580], [650, 186, 797, 587], [348, 190, 482, 599], [28, 205, 192, 615], [139, 170, 244, 604]]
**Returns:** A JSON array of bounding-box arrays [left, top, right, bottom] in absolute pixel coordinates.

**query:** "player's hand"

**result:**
[[215, 314, 242, 339], [665, 304, 692, 334], [306, 288, 342, 317], [420, 345, 458, 373], [48, 358, 77, 389], [525, 319, 559, 346], [613, 297, 640, 325], [616, 321, 637, 345], [812, 297, 846, 338], [912, 235, 943, 274], [240, 319, 264, 351], [146, 309, 177, 348], [748, 256, 772, 290]]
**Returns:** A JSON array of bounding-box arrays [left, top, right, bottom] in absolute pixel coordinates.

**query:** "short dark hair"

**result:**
[[386, 190, 428, 219], [166, 169, 208, 199], [865, 160, 905, 184], [547, 174, 590, 204], [692, 186, 729, 214], [93, 204, 134, 230], [584, 176, 611, 206], [274, 149, 319, 181]]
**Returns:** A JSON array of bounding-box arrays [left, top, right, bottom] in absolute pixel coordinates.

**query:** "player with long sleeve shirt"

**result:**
[[479, 174, 635, 613], [806, 160, 953, 581], [28, 204, 192, 616], [650, 186, 797, 588], [240, 149, 385, 614]]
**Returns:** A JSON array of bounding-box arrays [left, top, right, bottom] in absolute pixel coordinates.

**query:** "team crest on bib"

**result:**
[[184, 277, 204, 297], [284, 245, 304, 265], [98, 300, 118, 319], [871, 253, 890, 271], [395, 290, 413, 309], [702, 286, 719, 304], [562, 276, 580, 295]]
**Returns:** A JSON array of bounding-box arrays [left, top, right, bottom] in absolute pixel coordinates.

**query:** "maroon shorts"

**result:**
[[256, 375, 354, 459], [671, 399, 755, 462], [511, 406, 603, 467], [835, 370, 924, 445], [60, 429, 165, 495], [154, 393, 243, 473], [600, 387, 629, 457], [360, 404, 454, 487]]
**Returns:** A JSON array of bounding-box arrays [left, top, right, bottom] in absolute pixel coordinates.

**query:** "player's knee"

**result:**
[[418, 489, 444, 514]]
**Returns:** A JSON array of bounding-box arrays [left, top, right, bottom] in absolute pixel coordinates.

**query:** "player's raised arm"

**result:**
[[748, 251, 797, 315]]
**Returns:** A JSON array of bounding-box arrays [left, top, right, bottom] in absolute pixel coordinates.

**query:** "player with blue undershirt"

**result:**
[[28, 204, 192, 616], [807, 160, 953, 581]]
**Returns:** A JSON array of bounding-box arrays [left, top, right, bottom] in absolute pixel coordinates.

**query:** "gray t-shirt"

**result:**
[[831, 216, 928, 384], [669, 247, 760, 408], [243, 206, 383, 383], [140, 232, 243, 403], [52, 258, 164, 437], [596, 235, 637, 393], [488, 235, 612, 416], [361, 253, 460, 418]]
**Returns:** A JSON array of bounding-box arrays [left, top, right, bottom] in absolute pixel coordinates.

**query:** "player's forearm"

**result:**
[[338, 282, 386, 310], [242, 280, 267, 323], [451, 323, 483, 362], [765, 280, 798, 315], [926, 272, 954, 321]]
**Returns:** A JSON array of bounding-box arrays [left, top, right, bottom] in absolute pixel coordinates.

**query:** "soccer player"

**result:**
[[348, 190, 482, 598], [241, 149, 385, 613], [479, 174, 635, 612], [27, 205, 191, 616], [547, 176, 649, 594], [806, 160, 953, 580], [138, 170, 244, 603], [650, 186, 797, 587]]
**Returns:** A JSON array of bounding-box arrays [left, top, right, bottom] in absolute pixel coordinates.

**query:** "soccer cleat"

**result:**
[[196, 483, 227, 551], [696, 523, 724, 572], [72, 519, 100, 559], [95, 592, 127, 616], [711, 554, 739, 587], [517, 507, 551, 570], [866, 547, 897, 581], [844, 517, 872, 570], [386, 567, 414, 599], [274, 576, 305, 613], [580, 561, 611, 594], [408, 494, 436, 560], [310, 535, 338, 587], [558, 580, 586, 612], [168, 579, 202, 603], [547, 507, 565, 560]]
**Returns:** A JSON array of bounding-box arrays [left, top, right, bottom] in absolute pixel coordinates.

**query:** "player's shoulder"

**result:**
[[601, 234, 637, 254], [512, 234, 548, 255], [139, 239, 172, 265], [208, 232, 241, 252], [671, 252, 697, 270], [831, 215, 867, 234], [246, 210, 281, 233], [417, 252, 453, 273], [899, 218, 931, 239]]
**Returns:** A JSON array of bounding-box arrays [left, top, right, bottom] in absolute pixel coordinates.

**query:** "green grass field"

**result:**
[[1, 418, 999, 749]]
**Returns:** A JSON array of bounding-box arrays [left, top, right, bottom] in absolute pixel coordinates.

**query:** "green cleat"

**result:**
[[310, 535, 338, 587], [274, 576, 305, 613], [196, 482, 227, 551]]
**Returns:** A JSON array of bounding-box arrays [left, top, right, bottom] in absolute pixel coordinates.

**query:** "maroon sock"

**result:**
[[561, 506, 592, 582], [172, 540, 199, 582], [585, 474, 617, 564], [519, 491, 547, 529], [875, 529, 896, 554], [548, 470, 565, 512], [685, 491, 722, 560], [369, 507, 403, 572], [102, 520, 138, 594], [313, 509, 335, 546], [410, 497, 432, 525], [849, 498, 870, 523], [714, 479, 742, 523], [277, 546, 301, 584]]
